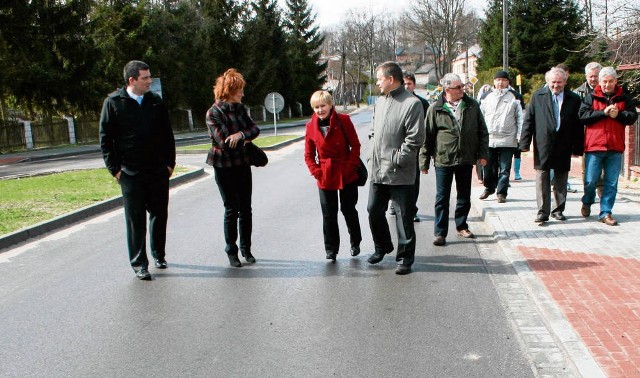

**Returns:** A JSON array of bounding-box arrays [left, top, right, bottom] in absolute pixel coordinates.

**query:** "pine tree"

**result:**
[[237, 0, 289, 107], [283, 0, 325, 116], [509, 0, 587, 75], [476, 0, 505, 71]]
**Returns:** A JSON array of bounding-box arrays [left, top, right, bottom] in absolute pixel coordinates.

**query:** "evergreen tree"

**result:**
[[509, 0, 587, 75], [476, 0, 505, 72], [283, 0, 325, 116], [238, 0, 290, 108]]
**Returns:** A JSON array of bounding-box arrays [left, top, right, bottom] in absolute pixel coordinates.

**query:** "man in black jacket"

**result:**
[[100, 60, 176, 280], [519, 67, 583, 224]]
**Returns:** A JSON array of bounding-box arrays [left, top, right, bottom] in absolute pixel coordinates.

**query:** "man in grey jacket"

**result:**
[[367, 61, 425, 275], [478, 70, 523, 203]]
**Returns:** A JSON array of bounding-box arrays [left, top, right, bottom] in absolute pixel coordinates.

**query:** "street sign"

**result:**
[[264, 92, 285, 114], [264, 92, 285, 136], [469, 76, 478, 85]]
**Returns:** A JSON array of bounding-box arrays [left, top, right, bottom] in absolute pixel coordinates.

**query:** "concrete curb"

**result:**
[[176, 135, 305, 155], [470, 195, 604, 377], [0, 168, 206, 252]]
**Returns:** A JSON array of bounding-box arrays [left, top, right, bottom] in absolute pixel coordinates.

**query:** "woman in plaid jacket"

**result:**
[[206, 68, 260, 267]]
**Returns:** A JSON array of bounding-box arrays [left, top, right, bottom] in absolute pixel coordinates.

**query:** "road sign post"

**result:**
[[264, 92, 285, 136]]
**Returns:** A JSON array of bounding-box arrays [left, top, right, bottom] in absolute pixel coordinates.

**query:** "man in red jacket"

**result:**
[[579, 67, 638, 225]]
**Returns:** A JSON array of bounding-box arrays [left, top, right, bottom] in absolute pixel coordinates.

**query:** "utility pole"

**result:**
[[502, 0, 509, 70]]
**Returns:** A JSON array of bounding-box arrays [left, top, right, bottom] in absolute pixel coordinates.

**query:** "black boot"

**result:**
[[228, 254, 242, 267], [241, 250, 256, 263]]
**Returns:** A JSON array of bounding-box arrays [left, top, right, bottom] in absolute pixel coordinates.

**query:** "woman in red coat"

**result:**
[[304, 91, 362, 261]]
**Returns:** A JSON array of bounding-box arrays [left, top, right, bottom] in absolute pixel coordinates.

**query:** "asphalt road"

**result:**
[[0, 110, 534, 377]]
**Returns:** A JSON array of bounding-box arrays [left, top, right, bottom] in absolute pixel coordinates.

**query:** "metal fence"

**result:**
[[0, 120, 25, 153]]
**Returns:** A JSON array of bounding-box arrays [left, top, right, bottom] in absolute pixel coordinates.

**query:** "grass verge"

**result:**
[[0, 166, 190, 236], [177, 134, 300, 151]]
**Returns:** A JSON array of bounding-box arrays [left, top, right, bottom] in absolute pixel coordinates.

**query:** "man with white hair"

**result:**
[[575, 62, 602, 100], [579, 67, 638, 225], [519, 67, 583, 224], [420, 73, 488, 246]]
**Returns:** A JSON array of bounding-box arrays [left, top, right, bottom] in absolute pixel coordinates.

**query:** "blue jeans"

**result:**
[[484, 147, 515, 196], [582, 151, 622, 219], [434, 165, 472, 237]]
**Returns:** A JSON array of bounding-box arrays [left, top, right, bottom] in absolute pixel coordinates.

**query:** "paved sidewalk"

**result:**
[[471, 153, 640, 377]]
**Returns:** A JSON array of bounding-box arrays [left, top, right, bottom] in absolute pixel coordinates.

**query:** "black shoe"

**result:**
[[479, 189, 494, 200], [367, 250, 390, 264], [413, 215, 420, 222], [551, 212, 566, 221], [350, 246, 360, 257], [395, 264, 412, 275], [326, 251, 337, 261], [135, 269, 151, 280], [154, 259, 167, 269], [228, 254, 242, 267], [534, 215, 549, 223], [241, 251, 256, 263]]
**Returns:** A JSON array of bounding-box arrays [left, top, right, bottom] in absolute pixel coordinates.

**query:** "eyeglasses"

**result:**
[[447, 85, 464, 90]]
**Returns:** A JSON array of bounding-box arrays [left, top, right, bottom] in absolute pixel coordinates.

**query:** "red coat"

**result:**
[[304, 108, 361, 190], [579, 85, 638, 153]]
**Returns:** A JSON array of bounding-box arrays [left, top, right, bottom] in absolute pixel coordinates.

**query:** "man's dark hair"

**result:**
[[123, 60, 150, 85], [403, 71, 416, 83], [377, 61, 403, 83]]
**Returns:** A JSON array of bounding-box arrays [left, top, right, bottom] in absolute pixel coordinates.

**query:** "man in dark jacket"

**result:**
[[99, 60, 176, 280], [519, 67, 583, 223], [403, 71, 429, 222], [579, 66, 638, 226], [419, 73, 489, 246]]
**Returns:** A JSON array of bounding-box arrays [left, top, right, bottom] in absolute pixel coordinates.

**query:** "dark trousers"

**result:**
[[536, 169, 567, 218], [119, 169, 170, 271], [367, 183, 416, 266], [318, 183, 362, 254], [214, 165, 252, 255], [484, 147, 516, 196], [434, 165, 473, 237], [413, 159, 420, 216]]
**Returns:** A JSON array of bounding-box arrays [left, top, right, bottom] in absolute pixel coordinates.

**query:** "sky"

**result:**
[[278, 0, 487, 29]]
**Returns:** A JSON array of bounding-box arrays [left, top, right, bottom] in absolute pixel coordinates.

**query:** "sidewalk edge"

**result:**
[[472, 198, 605, 377], [0, 168, 206, 252]]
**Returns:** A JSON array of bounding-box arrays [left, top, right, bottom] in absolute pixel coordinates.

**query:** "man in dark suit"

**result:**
[[100, 60, 176, 280], [519, 66, 583, 223]]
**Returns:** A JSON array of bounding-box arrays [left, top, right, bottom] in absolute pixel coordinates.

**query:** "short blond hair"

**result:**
[[310, 90, 333, 108]]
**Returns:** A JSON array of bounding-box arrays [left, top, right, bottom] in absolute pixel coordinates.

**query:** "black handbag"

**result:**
[[244, 142, 268, 167], [337, 118, 367, 186]]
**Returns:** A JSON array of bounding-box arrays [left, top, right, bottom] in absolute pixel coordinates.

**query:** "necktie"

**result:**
[[552, 94, 560, 131], [136, 96, 143, 105]]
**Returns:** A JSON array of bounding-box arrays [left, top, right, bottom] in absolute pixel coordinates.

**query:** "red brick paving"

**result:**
[[519, 246, 640, 377], [0, 156, 25, 165]]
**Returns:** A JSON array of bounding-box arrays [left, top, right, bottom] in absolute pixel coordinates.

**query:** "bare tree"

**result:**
[[404, 0, 475, 80]]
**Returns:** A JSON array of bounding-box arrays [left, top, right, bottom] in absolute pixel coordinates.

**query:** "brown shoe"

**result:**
[[599, 214, 618, 226], [479, 189, 494, 200], [457, 229, 475, 238], [580, 204, 591, 217], [496, 194, 506, 203], [433, 236, 446, 246]]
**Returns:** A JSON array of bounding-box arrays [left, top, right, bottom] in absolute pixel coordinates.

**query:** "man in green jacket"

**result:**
[[420, 73, 489, 246]]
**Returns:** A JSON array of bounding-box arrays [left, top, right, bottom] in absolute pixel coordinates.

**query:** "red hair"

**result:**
[[213, 68, 245, 101]]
